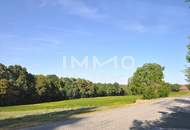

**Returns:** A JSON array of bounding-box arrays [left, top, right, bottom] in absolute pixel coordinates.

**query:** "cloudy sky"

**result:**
[[0, 0, 190, 84]]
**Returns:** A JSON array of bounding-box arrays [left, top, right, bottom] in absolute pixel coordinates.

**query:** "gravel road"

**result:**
[[22, 97, 190, 130]]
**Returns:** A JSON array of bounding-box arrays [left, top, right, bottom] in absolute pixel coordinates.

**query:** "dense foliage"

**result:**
[[127, 63, 170, 99], [0, 62, 175, 105], [186, 43, 190, 82], [168, 83, 180, 92], [0, 63, 125, 106]]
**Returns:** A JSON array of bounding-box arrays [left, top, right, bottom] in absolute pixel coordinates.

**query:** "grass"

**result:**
[[0, 95, 141, 130], [0, 95, 141, 113], [169, 92, 190, 97]]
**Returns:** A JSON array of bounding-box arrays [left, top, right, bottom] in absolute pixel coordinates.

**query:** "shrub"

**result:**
[[170, 84, 180, 92], [187, 84, 190, 90], [143, 83, 170, 99], [143, 86, 159, 99], [158, 85, 170, 97]]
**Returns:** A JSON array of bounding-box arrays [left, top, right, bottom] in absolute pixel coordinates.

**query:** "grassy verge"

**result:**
[[169, 92, 190, 97], [0, 95, 141, 130]]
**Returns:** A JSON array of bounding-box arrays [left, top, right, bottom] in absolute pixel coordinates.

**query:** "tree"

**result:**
[[0, 63, 126, 106], [186, 42, 190, 82], [95, 84, 106, 96], [128, 63, 164, 95], [168, 83, 180, 92], [0, 64, 8, 79], [61, 78, 80, 99], [0, 79, 10, 95], [0, 79, 11, 105], [0, 79, 21, 105], [71, 78, 95, 98], [8, 65, 36, 102]]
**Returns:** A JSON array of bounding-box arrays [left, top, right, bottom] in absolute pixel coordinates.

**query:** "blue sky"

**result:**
[[0, 0, 190, 84]]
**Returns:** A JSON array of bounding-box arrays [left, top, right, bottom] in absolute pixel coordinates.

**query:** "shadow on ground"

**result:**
[[0, 107, 96, 130], [130, 98, 190, 130]]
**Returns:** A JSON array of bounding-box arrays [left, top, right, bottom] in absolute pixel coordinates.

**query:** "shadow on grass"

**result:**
[[130, 98, 190, 130], [0, 107, 97, 130]]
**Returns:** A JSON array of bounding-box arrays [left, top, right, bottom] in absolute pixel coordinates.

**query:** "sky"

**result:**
[[0, 0, 190, 84]]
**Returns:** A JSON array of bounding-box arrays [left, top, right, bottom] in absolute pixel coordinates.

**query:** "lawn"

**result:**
[[0, 95, 141, 113], [169, 92, 190, 97], [0, 95, 141, 130]]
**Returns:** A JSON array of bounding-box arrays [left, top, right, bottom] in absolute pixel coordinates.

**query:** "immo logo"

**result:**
[[63, 56, 135, 70]]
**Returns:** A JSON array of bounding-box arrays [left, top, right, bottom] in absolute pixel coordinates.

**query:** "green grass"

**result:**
[[0, 95, 141, 130], [169, 92, 190, 97], [0, 95, 141, 113]]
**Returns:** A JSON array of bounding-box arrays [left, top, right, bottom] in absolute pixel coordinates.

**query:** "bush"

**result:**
[[143, 87, 159, 99], [187, 84, 190, 90], [158, 85, 170, 97], [124, 87, 133, 95], [143, 83, 170, 99], [170, 84, 180, 92]]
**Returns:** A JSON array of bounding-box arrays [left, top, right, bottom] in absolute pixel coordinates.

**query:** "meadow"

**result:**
[[0, 95, 141, 129]]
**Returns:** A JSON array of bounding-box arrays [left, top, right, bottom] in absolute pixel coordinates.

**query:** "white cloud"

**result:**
[[32, 38, 61, 46], [115, 20, 147, 33], [38, 26, 92, 36], [115, 20, 170, 33], [37, 0, 106, 20], [126, 23, 147, 33]]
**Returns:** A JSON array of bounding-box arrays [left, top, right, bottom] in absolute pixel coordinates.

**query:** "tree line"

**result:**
[[0, 62, 182, 106], [0, 63, 125, 106]]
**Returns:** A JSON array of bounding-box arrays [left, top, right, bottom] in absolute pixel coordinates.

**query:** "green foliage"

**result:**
[[169, 83, 180, 92], [142, 83, 170, 99], [35, 75, 60, 101], [127, 63, 170, 99], [0, 79, 10, 95], [186, 42, 190, 82], [0, 64, 36, 105], [94, 83, 124, 97], [0, 64, 9, 79], [128, 63, 164, 95], [143, 86, 159, 99], [158, 83, 170, 97], [0, 63, 125, 106], [0, 62, 172, 105]]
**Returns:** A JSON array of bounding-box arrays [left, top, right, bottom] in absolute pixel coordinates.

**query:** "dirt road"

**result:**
[[22, 97, 190, 130]]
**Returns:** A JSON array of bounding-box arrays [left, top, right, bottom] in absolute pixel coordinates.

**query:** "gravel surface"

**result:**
[[22, 97, 190, 130]]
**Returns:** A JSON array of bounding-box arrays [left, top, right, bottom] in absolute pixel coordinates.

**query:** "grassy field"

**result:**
[[0, 95, 141, 113], [0, 95, 141, 130], [169, 92, 190, 97]]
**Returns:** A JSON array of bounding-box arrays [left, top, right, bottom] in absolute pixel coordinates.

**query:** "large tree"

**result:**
[[128, 63, 164, 95], [8, 65, 36, 102]]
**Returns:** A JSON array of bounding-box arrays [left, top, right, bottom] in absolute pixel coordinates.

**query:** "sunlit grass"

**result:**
[[169, 92, 190, 97], [0, 95, 142, 118]]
